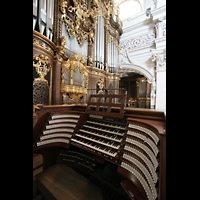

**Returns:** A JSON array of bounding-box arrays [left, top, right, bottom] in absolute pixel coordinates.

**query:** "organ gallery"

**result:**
[[33, 0, 166, 200]]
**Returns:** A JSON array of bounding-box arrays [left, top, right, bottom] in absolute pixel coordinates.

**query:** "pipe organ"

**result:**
[[33, 2, 166, 199], [33, 0, 123, 105], [33, 95, 166, 200]]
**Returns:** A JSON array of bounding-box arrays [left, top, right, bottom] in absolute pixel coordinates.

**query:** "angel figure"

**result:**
[[88, 26, 95, 45]]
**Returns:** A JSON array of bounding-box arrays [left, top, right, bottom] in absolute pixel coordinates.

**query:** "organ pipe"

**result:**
[[33, 0, 123, 104], [107, 39, 118, 73], [94, 8, 105, 70], [33, 0, 122, 73]]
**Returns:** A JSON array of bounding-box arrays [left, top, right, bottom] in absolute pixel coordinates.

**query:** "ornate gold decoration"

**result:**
[[60, 0, 68, 14], [33, 54, 51, 84], [56, 36, 67, 55], [59, 0, 101, 46], [33, 30, 55, 56], [105, 62, 108, 72], [76, 26, 89, 46], [88, 55, 95, 67], [61, 54, 89, 100], [104, 1, 112, 28], [90, 0, 100, 23], [63, 16, 76, 38], [86, 65, 120, 80], [88, 25, 95, 46], [97, 78, 104, 94]]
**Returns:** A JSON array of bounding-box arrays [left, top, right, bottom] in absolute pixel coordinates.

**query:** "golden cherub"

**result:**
[[88, 55, 95, 67]]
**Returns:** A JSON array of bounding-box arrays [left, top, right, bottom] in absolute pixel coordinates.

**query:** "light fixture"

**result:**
[[146, 7, 151, 19]]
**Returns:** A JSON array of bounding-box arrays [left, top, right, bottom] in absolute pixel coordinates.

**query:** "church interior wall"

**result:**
[[33, 0, 165, 111], [118, 0, 166, 110]]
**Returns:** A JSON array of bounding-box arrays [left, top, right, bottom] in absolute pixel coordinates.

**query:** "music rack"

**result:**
[[85, 94, 126, 118]]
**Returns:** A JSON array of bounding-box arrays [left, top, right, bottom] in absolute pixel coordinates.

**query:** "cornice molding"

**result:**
[[151, 5, 166, 21]]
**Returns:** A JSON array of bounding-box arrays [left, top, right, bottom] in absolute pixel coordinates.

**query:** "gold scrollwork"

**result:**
[[59, 0, 120, 48], [59, 0, 102, 46], [60, 15, 75, 38], [61, 54, 89, 100], [33, 54, 51, 84], [33, 37, 54, 56]]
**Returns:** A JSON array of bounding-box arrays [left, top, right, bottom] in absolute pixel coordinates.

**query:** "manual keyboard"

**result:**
[[71, 116, 126, 161]]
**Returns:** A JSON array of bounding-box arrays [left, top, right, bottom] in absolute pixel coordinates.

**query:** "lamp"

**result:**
[[146, 7, 151, 19]]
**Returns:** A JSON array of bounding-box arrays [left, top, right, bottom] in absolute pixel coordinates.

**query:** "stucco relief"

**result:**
[[119, 33, 155, 51]]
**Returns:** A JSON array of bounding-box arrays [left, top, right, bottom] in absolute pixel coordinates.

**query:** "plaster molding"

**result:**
[[119, 49, 154, 81], [122, 12, 152, 33], [120, 32, 155, 52], [151, 5, 166, 21], [150, 48, 166, 71]]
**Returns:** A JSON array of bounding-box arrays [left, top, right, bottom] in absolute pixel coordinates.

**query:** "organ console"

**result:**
[[33, 94, 166, 200]]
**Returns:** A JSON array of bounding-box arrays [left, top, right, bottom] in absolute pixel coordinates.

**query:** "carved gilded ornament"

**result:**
[[88, 25, 95, 45], [103, 1, 113, 28], [33, 37, 54, 55], [33, 54, 51, 84], [61, 54, 89, 100], [59, 0, 98, 46], [59, 0, 117, 47], [56, 36, 67, 55], [88, 55, 95, 67], [97, 78, 104, 94], [104, 62, 108, 72]]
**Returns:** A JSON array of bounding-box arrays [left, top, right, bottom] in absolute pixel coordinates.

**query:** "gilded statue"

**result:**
[[88, 55, 95, 67], [88, 26, 95, 45], [56, 36, 67, 55], [61, 36, 66, 47], [59, 0, 68, 14], [105, 62, 108, 72]]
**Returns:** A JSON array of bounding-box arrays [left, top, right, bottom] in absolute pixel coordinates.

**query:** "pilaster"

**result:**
[[151, 49, 166, 110]]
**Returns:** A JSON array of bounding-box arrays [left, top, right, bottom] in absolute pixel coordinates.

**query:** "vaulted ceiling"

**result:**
[[114, 0, 143, 21]]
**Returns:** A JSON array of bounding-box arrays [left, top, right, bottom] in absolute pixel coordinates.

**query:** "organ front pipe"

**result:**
[[99, 9, 102, 69], [96, 16, 99, 68], [99, 12, 101, 69], [112, 41, 113, 73], [101, 12, 104, 70], [112, 42, 114, 72], [113, 42, 115, 73], [101, 10, 104, 70], [95, 22, 97, 68], [115, 44, 117, 73]]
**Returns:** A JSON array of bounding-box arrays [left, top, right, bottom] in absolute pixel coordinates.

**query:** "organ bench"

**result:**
[[33, 94, 166, 200]]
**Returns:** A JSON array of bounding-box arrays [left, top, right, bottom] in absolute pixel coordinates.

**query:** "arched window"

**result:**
[[118, 0, 143, 21]]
